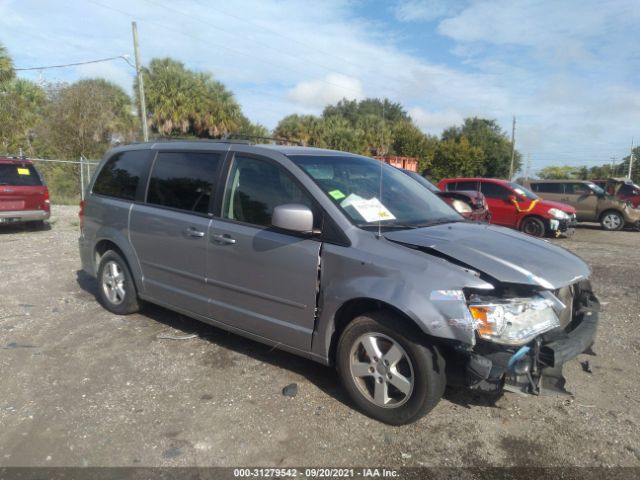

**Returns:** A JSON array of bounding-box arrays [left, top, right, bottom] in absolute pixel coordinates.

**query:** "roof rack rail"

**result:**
[[224, 133, 303, 146], [148, 136, 254, 145]]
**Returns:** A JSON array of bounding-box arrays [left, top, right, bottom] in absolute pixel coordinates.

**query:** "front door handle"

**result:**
[[184, 227, 205, 238], [211, 233, 236, 245]]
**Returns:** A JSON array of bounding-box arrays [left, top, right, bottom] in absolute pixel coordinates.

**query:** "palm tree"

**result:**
[[141, 58, 244, 138], [0, 43, 16, 85]]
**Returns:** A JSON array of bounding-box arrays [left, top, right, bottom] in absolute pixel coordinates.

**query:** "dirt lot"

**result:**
[[1, 205, 639, 467]]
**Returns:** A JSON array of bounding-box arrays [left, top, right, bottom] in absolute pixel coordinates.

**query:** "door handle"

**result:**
[[211, 233, 236, 245], [184, 227, 205, 238]]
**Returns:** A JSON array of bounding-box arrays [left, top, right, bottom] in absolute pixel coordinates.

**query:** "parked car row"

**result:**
[[438, 177, 577, 237], [399, 173, 639, 238]]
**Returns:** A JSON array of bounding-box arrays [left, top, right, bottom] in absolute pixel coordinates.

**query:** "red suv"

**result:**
[[0, 157, 50, 227], [437, 178, 576, 237]]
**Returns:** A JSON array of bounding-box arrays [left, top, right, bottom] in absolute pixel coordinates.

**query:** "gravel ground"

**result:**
[[0, 205, 639, 467]]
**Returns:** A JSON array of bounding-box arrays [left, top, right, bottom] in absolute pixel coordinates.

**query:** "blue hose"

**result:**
[[507, 345, 530, 371]]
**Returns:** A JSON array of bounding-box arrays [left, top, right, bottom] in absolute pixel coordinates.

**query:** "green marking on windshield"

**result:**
[[329, 189, 346, 200]]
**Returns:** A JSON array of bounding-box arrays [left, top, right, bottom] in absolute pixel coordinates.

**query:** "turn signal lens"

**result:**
[[469, 306, 492, 335]]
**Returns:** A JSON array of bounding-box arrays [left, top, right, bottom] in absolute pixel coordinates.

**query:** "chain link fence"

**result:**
[[26, 156, 99, 204]]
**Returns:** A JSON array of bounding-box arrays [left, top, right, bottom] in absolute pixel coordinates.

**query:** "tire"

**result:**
[[96, 250, 141, 315], [600, 210, 624, 231], [520, 216, 546, 237], [336, 311, 446, 425]]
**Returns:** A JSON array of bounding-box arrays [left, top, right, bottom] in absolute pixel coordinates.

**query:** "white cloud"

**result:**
[[287, 74, 364, 108], [438, 0, 640, 61], [394, 0, 457, 22], [74, 61, 135, 93], [409, 107, 464, 135]]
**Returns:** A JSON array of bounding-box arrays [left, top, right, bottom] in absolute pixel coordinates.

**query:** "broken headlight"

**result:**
[[468, 296, 560, 346]]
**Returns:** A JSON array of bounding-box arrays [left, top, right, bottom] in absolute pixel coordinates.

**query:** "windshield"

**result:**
[[0, 164, 43, 186], [401, 169, 440, 193], [289, 154, 462, 229], [509, 183, 538, 200]]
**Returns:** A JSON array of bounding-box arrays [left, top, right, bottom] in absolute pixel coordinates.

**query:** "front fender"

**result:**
[[311, 240, 492, 362]]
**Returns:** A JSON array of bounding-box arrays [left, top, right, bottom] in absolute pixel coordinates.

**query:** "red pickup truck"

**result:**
[[0, 157, 50, 227]]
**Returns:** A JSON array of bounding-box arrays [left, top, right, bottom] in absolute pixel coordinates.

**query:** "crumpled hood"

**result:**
[[385, 222, 590, 289]]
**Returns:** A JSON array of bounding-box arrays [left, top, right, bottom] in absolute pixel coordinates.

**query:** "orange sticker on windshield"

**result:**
[[17, 168, 30, 175]]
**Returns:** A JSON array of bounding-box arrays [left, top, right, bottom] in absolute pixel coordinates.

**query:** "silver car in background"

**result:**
[[79, 140, 599, 424]]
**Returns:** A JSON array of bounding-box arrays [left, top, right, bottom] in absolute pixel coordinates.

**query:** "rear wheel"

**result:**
[[97, 250, 141, 315], [520, 216, 546, 237], [336, 311, 446, 425], [600, 211, 624, 231]]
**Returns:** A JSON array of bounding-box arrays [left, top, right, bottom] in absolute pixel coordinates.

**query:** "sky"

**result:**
[[1, 0, 639, 174]]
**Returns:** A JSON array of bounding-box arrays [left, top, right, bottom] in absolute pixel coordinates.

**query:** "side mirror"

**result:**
[[272, 204, 314, 233], [507, 194, 517, 203]]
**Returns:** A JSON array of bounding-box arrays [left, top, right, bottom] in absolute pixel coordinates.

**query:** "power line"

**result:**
[[15, 55, 135, 71]]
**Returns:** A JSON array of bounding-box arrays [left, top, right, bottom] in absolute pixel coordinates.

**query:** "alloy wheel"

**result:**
[[349, 333, 414, 408], [101, 260, 126, 305], [602, 213, 622, 230]]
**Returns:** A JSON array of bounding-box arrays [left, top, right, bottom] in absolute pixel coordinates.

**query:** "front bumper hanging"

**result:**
[[459, 282, 599, 396]]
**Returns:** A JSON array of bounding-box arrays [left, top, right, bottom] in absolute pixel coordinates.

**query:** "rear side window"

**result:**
[[146, 152, 222, 214], [449, 181, 479, 191], [93, 151, 148, 200], [531, 183, 563, 193], [0, 164, 42, 186], [480, 182, 511, 199]]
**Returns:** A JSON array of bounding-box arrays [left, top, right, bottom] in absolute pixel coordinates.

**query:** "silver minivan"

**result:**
[[79, 141, 599, 424]]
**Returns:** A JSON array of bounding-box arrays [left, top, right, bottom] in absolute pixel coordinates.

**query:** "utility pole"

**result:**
[[132, 21, 149, 142], [628, 137, 634, 180], [524, 153, 531, 181], [610, 156, 617, 176], [508, 116, 516, 180]]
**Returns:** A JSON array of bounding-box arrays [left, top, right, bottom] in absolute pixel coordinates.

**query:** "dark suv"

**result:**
[[0, 157, 50, 227], [79, 141, 599, 425]]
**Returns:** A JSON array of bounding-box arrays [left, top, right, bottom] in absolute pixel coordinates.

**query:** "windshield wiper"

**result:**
[[413, 218, 464, 227], [357, 223, 419, 231]]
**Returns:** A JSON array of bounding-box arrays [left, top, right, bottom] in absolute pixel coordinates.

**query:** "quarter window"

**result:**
[[93, 151, 148, 200], [147, 152, 221, 214], [223, 156, 317, 228]]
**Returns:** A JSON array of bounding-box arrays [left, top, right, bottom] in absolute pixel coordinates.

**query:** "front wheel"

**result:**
[[600, 211, 624, 231], [520, 216, 546, 237], [97, 250, 141, 315], [336, 311, 446, 425]]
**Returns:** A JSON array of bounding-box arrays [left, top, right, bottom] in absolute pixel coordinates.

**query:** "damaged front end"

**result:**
[[449, 280, 600, 396]]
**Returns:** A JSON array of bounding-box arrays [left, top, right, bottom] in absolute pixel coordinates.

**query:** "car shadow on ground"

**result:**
[[75, 270, 349, 407], [575, 222, 639, 232], [76, 269, 505, 415], [0, 222, 52, 234]]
